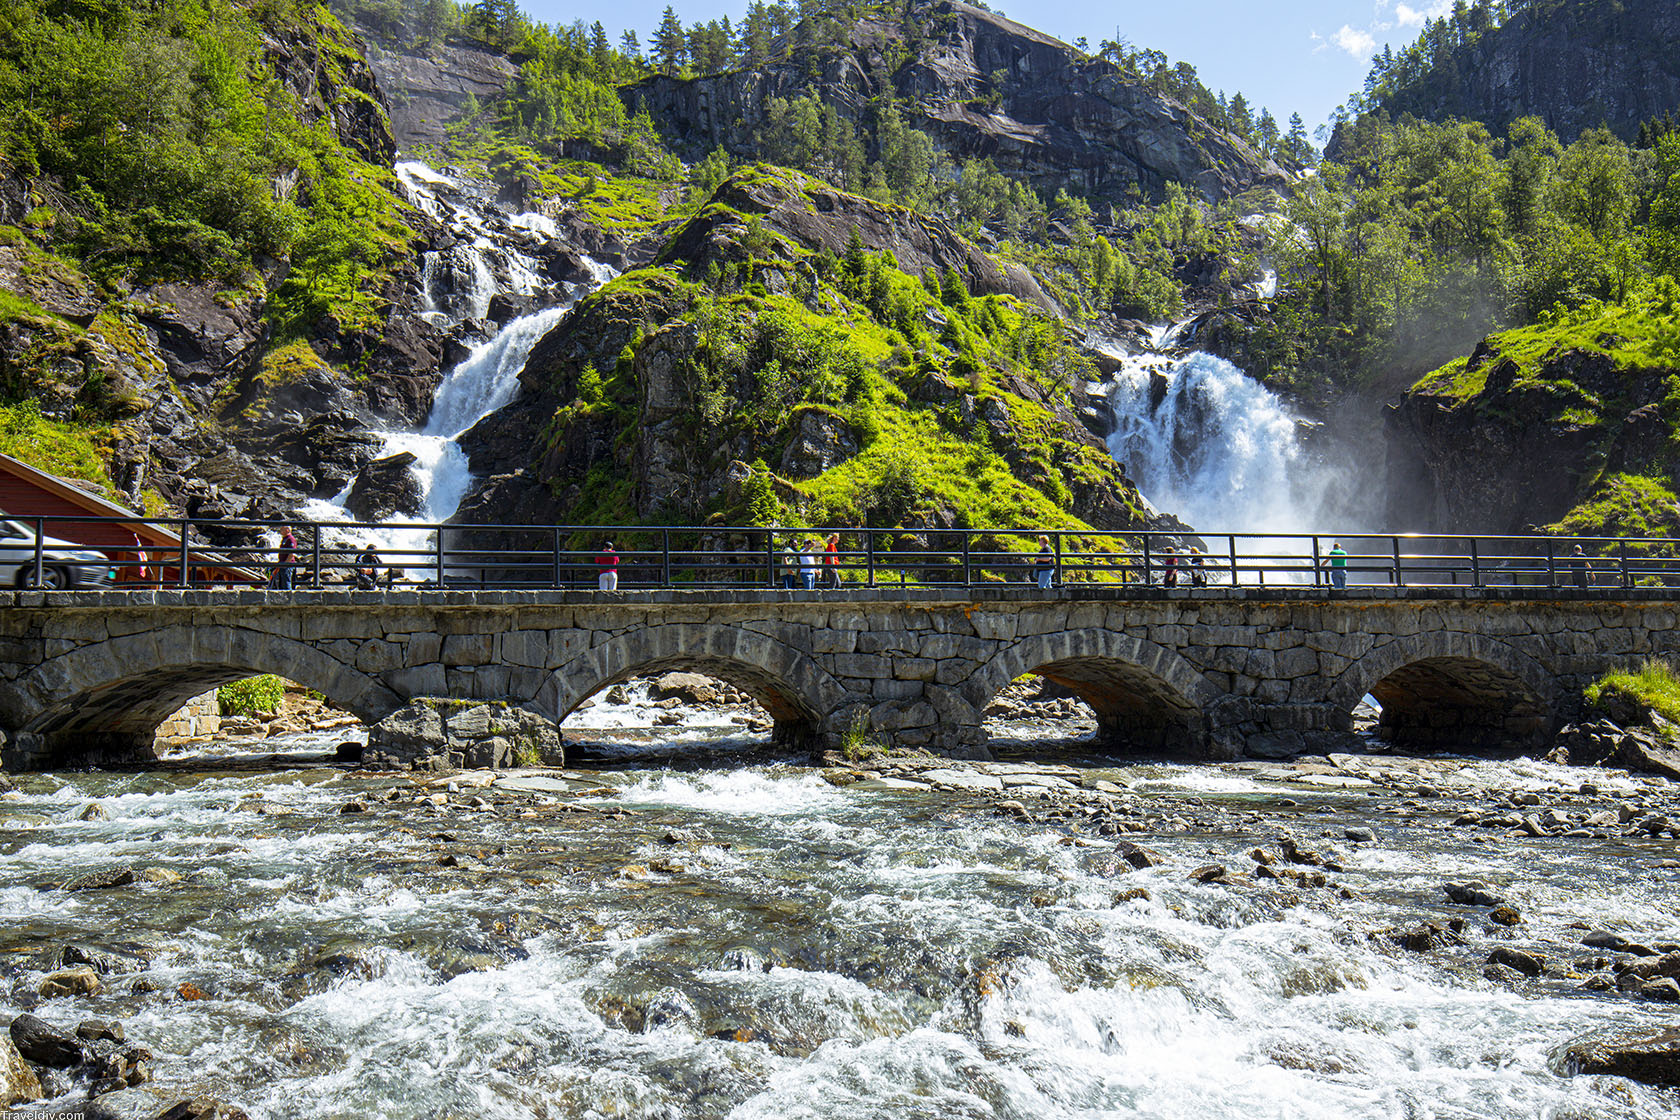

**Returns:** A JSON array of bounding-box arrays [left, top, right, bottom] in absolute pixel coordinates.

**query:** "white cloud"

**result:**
[[1396, 1, 1453, 28], [1308, 29, 1329, 54], [1332, 25, 1377, 59]]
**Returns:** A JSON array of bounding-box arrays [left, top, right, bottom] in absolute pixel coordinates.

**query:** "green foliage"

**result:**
[[1585, 659, 1680, 733], [0, 399, 114, 492], [1267, 113, 1674, 389], [218, 674, 286, 717]]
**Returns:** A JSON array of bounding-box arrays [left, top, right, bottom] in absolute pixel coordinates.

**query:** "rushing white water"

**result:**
[[1105, 351, 1333, 535], [3, 754, 1676, 1118], [302, 162, 618, 570]]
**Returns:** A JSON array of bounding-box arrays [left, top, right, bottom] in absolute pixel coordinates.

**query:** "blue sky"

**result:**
[[517, 0, 1456, 136]]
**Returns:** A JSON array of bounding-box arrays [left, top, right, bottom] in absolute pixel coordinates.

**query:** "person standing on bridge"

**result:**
[[823, 532, 842, 589], [1569, 544, 1594, 589], [1034, 535, 1056, 590], [597, 540, 618, 591], [1323, 541, 1348, 589], [800, 539, 820, 591], [272, 525, 298, 591]]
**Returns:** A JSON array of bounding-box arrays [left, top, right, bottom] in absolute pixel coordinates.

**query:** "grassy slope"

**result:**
[[1409, 283, 1680, 541]]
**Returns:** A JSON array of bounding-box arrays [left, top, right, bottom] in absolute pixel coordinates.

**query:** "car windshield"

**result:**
[[0, 520, 34, 541]]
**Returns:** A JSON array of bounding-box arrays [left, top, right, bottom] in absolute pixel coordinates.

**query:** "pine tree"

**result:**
[[589, 21, 611, 73], [653, 6, 686, 74], [1285, 112, 1312, 163], [620, 29, 642, 59], [1227, 92, 1254, 142]]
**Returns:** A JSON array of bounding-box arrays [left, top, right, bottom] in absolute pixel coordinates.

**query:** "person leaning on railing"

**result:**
[[1034, 535, 1055, 590], [597, 539, 618, 591]]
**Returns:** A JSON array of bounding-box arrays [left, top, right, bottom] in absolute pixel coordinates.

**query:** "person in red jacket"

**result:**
[[597, 540, 618, 591]]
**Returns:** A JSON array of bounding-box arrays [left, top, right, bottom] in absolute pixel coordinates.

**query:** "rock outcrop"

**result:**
[[360, 38, 518, 148], [364, 700, 565, 771], [1347, 0, 1680, 144], [627, 0, 1283, 204]]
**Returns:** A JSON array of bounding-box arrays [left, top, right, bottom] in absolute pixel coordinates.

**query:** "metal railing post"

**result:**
[[178, 520, 190, 589], [866, 531, 876, 587], [1392, 536, 1404, 588], [553, 528, 562, 588], [32, 517, 44, 589], [311, 525, 322, 588], [1311, 535, 1322, 587], [1053, 534, 1062, 589], [435, 528, 445, 586], [1470, 538, 1480, 587], [1142, 536, 1152, 585], [662, 529, 672, 588], [961, 533, 971, 587], [1228, 535, 1238, 586], [1546, 539, 1556, 588], [1621, 540, 1630, 589]]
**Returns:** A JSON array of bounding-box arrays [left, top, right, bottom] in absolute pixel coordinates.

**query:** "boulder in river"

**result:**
[[0, 1030, 43, 1105], [37, 965, 101, 998], [343, 452, 424, 522], [10, 1013, 84, 1067], [1442, 880, 1506, 907], [1556, 1025, 1680, 1086], [650, 672, 723, 705]]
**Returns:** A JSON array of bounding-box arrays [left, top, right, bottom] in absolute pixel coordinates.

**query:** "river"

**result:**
[[2, 732, 1676, 1118]]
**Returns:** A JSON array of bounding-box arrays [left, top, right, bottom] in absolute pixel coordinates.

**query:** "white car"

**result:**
[[0, 520, 118, 589]]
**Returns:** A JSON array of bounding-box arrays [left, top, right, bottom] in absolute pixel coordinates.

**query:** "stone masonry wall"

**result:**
[[0, 586, 1674, 770]]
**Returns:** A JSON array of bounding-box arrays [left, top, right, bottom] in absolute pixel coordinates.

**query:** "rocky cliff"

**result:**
[[1354, 0, 1680, 143], [1386, 287, 1680, 538], [628, 0, 1283, 204]]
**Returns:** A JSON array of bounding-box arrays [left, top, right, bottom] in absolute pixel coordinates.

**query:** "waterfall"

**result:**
[[1105, 351, 1331, 535], [302, 161, 619, 567]]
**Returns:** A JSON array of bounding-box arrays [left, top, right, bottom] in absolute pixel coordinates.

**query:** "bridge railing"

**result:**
[[1, 516, 1676, 593]]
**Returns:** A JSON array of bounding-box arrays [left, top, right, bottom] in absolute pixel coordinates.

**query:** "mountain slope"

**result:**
[[1354, 0, 1680, 142], [628, 0, 1283, 204]]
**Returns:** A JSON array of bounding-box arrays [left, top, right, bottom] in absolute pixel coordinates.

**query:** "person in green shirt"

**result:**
[[1323, 541, 1348, 589]]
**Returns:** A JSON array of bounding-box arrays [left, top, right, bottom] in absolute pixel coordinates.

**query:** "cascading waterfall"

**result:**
[[1105, 350, 1333, 536], [303, 162, 618, 567]]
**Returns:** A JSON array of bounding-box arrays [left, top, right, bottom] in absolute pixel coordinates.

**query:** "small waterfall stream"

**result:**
[[302, 162, 618, 569]]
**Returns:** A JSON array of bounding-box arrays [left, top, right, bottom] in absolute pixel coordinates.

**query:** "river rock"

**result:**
[[920, 768, 1004, 792], [38, 965, 101, 998], [78, 1019, 124, 1043], [1582, 930, 1656, 956], [1487, 947, 1544, 976], [10, 1013, 84, 1067], [62, 945, 144, 974], [1641, 978, 1680, 1001], [1557, 1025, 1680, 1086], [650, 673, 723, 705], [343, 452, 424, 522], [365, 699, 563, 771], [1442, 880, 1506, 907], [85, 1088, 175, 1120], [0, 1031, 42, 1107], [1115, 842, 1162, 870]]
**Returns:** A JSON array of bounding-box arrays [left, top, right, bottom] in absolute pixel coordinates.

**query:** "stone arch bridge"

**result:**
[[0, 586, 1674, 770]]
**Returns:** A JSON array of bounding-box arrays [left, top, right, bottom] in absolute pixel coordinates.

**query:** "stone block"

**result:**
[[832, 653, 892, 679], [893, 658, 939, 681], [855, 631, 915, 655], [969, 612, 1016, 641], [448, 704, 492, 738], [498, 630, 547, 668], [809, 630, 857, 655], [405, 632, 442, 665], [870, 699, 937, 730], [441, 633, 493, 666], [1275, 648, 1319, 679], [870, 678, 924, 700], [355, 640, 404, 674], [383, 664, 446, 698]]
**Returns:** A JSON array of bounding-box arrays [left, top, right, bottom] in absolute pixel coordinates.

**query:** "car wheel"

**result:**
[[18, 565, 69, 590]]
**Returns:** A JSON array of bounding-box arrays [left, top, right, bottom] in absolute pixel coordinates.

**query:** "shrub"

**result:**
[[1584, 659, 1680, 733], [219, 674, 286, 716]]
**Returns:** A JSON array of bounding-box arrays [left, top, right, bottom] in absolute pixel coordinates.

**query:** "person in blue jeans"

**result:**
[[1323, 541, 1348, 589], [1034, 535, 1055, 590]]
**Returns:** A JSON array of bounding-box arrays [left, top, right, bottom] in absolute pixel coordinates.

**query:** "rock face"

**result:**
[[1386, 335, 1675, 533], [1350, 0, 1680, 144], [361, 38, 518, 147], [364, 700, 565, 771], [628, 0, 1283, 204], [780, 408, 859, 479]]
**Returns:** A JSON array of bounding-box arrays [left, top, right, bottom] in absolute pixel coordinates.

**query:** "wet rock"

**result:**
[[1442, 880, 1506, 907], [1386, 920, 1464, 953], [153, 1099, 222, 1120], [650, 672, 722, 705], [79, 802, 110, 821], [1114, 887, 1151, 902], [176, 983, 211, 1002], [38, 965, 101, 998], [85, 1088, 173, 1120], [1642, 978, 1680, 1002], [1188, 864, 1227, 883], [1582, 930, 1657, 956], [1115, 842, 1162, 870], [1489, 905, 1524, 926], [1483, 962, 1528, 984], [1556, 1025, 1680, 1086], [343, 452, 425, 521], [1, 1031, 43, 1104], [62, 945, 144, 975], [1343, 826, 1375, 843], [1487, 947, 1545, 976], [78, 1019, 124, 1043], [338, 801, 367, 814], [10, 1013, 85, 1067], [1278, 836, 1322, 866]]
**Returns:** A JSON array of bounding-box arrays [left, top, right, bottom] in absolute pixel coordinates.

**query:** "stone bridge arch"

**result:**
[[965, 628, 1224, 755], [1328, 632, 1556, 750], [534, 623, 851, 749], [1, 625, 402, 766]]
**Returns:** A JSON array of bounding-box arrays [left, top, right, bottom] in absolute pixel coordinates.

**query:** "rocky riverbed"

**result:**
[[2, 719, 1679, 1118]]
